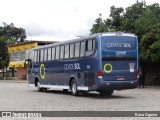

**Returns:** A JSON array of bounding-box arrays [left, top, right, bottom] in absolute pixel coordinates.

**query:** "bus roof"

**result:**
[[101, 32, 136, 37], [31, 32, 136, 51]]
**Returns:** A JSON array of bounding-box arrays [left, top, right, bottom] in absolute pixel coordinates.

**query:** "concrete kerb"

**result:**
[[0, 79, 28, 83]]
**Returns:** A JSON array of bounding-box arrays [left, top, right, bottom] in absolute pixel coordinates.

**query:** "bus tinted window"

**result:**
[[37, 50, 40, 62], [93, 39, 95, 50], [48, 48, 51, 61], [70, 44, 74, 58], [86, 39, 95, 56], [102, 36, 136, 51], [60, 46, 64, 59], [33, 50, 37, 62], [65, 44, 69, 59], [75, 42, 80, 58], [44, 49, 48, 61], [29, 51, 34, 60], [56, 46, 60, 60], [52, 47, 55, 60], [80, 41, 85, 57], [88, 40, 92, 51], [40, 49, 44, 62]]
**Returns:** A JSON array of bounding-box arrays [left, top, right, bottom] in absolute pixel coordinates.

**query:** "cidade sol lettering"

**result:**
[[107, 43, 131, 48], [64, 63, 81, 70], [107, 43, 123, 48], [123, 43, 131, 48]]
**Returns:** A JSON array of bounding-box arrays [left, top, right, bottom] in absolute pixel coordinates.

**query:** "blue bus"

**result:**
[[25, 32, 138, 96]]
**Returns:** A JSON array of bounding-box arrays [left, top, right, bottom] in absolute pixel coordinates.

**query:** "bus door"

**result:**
[[25, 59, 34, 84], [101, 35, 137, 81]]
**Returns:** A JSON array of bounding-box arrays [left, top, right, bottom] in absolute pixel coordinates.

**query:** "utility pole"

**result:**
[[99, 13, 103, 32]]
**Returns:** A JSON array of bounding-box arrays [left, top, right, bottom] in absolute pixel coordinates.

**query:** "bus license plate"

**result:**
[[116, 77, 125, 80]]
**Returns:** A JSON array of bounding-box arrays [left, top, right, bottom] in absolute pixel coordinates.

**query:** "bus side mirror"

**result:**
[[24, 60, 28, 69], [24, 59, 32, 69]]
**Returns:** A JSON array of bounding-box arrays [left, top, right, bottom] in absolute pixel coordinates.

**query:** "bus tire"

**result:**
[[71, 79, 79, 96], [63, 89, 68, 92], [37, 81, 43, 92], [43, 88, 48, 91], [99, 90, 114, 96]]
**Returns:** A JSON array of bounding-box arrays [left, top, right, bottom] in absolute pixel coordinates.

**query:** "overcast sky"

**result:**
[[0, 0, 160, 41]]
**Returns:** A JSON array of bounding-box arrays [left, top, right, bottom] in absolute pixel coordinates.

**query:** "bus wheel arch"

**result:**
[[69, 77, 75, 89], [35, 77, 39, 87], [34, 77, 44, 92], [69, 77, 79, 96]]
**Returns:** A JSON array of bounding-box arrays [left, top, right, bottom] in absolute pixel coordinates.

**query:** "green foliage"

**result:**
[[90, 2, 160, 67], [90, 17, 109, 34], [140, 23, 160, 62], [0, 22, 26, 43], [109, 6, 124, 31], [0, 36, 9, 69], [122, 2, 144, 33], [0, 22, 25, 70]]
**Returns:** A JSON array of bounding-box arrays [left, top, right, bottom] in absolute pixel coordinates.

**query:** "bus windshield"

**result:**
[[102, 36, 136, 51]]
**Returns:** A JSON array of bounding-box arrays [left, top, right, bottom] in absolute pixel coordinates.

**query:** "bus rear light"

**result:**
[[98, 70, 102, 78]]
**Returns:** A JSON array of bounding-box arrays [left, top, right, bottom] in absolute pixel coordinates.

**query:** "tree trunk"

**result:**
[[5, 67, 7, 77], [12, 68, 14, 77]]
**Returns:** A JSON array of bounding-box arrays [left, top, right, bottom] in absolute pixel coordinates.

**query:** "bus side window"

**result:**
[[37, 50, 40, 62], [80, 41, 85, 57], [44, 49, 48, 61], [48, 48, 51, 61], [75, 42, 80, 58], [52, 47, 55, 60], [33, 50, 37, 62], [29, 51, 34, 61], [40, 49, 44, 62], [65, 44, 69, 59], [55, 46, 60, 60], [70, 44, 74, 59], [86, 39, 95, 56], [92, 39, 96, 50], [60, 45, 64, 60]]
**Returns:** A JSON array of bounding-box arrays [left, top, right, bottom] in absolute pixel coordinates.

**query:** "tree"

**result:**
[[109, 6, 124, 31], [122, 1, 144, 33], [90, 1, 160, 75], [0, 22, 26, 43], [90, 1, 144, 34], [0, 22, 26, 78], [0, 37, 12, 77], [137, 4, 160, 63], [90, 14, 108, 34], [90, 6, 124, 34]]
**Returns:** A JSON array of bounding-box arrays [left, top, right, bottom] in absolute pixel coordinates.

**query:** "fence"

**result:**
[[0, 70, 17, 79]]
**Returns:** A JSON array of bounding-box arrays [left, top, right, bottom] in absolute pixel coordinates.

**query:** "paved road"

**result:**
[[0, 80, 160, 119]]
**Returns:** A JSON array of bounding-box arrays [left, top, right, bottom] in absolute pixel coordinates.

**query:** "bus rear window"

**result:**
[[102, 36, 136, 51]]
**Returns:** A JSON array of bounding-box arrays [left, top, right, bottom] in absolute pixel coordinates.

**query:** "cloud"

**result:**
[[0, 0, 160, 41]]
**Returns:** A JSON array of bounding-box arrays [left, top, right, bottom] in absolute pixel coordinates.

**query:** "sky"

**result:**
[[0, 0, 160, 41]]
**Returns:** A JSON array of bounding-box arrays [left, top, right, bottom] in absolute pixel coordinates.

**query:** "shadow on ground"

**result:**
[[31, 89, 134, 100]]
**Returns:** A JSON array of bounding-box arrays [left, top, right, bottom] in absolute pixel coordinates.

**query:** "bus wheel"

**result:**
[[71, 79, 79, 96], [99, 90, 114, 96], [37, 81, 43, 92]]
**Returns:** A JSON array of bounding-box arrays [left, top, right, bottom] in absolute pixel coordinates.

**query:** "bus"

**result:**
[[25, 32, 139, 96]]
